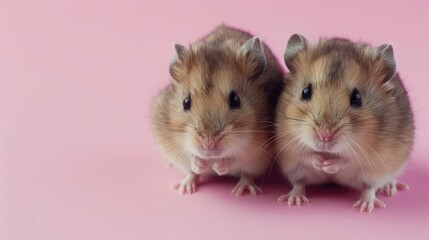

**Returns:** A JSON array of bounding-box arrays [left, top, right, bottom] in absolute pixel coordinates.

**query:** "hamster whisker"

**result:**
[[260, 131, 294, 152], [344, 141, 368, 181], [283, 116, 309, 124], [229, 130, 271, 133], [298, 107, 315, 120], [225, 142, 246, 176], [349, 135, 389, 173], [275, 135, 303, 160], [232, 137, 273, 157], [348, 137, 377, 173], [353, 128, 414, 142]]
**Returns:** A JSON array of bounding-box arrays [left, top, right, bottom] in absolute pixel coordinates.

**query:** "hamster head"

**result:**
[[279, 34, 405, 156], [167, 37, 271, 160]]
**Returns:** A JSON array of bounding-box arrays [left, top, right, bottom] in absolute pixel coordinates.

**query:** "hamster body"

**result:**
[[152, 25, 284, 195], [276, 35, 414, 212]]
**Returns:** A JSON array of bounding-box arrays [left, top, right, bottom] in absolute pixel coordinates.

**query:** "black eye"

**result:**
[[350, 88, 362, 108], [229, 91, 240, 109], [301, 84, 312, 100], [183, 96, 191, 111]]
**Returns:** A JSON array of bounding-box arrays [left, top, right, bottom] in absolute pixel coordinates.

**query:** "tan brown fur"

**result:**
[[276, 35, 414, 211], [152, 25, 284, 194]]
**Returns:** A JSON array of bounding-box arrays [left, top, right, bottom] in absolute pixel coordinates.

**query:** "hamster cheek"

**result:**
[[183, 133, 201, 156], [221, 134, 249, 157]]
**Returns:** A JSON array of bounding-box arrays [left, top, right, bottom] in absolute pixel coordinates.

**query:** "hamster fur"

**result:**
[[151, 25, 284, 195], [275, 34, 414, 212]]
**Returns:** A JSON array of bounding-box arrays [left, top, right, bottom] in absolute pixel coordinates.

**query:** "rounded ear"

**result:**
[[239, 36, 267, 80], [169, 43, 188, 82], [173, 43, 187, 61], [374, 44, 396, 83], [284, 34, 308, 73]]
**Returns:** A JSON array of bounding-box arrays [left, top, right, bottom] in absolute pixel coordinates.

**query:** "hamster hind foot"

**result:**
[[353, 187, 386, 213], [171, 173, 198, 195], [277, 182, 309, 206], [377, 179, 409, 197], [231, 174, 262, 196]]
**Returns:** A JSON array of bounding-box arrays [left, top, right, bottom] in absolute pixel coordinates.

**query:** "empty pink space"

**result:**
[[1, 0, 428, 239]]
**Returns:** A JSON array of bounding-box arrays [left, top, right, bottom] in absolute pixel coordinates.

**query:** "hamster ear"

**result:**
[[169, 43, 188, 82], [284, 34, 308, 73], [374, 44, 396, 83], [239, 36, 267, 79], [173, 43, 187, 61]]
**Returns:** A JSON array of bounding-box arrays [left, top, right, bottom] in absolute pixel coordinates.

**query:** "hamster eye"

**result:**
[[183, 96, 191, 111], [350, 88, 362, 108], [301, 84, 312, 101], [228, 91, 240, 109]]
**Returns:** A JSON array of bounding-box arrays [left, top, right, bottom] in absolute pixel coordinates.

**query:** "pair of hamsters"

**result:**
[[151, 25, 414, 212]]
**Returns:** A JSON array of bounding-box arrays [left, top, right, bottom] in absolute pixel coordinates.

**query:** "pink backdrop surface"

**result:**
[[1, 0, 428, 239]]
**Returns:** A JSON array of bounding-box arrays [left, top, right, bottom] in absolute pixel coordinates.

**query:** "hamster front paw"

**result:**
[[278, 183, 309, 206], [191, 158, 209, 174], [321, 159, 340, 174], [212, 161, 229, 176], [312, 155, 340, 174], [171, 174, 198, 195], [377, 180, 409, 197], [353, 188, 386, 212], [231, 175, 262, 196]]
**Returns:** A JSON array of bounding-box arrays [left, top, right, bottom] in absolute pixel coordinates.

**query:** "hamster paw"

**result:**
[[353, 197, 386, 213], [321, 159, 339, 174], [312, 155, 324, 171], [278, 183, 308, 206], [277, 193, 309, 206], [231, 175, 262, 196], [191, 158, 209, 174], [377, 180, 409, 197], [312, 155, 341, 174], [171, 174, 198, 195], [212, 161, 229, 176]]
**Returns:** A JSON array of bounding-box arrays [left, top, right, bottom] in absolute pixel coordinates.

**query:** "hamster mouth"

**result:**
[[313, 141, 336, 152], [197, 149, 225, 159]]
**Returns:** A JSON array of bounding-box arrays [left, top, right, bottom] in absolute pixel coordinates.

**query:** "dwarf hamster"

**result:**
[[275, 34, 414, 212], [151, 25, 284, 195]]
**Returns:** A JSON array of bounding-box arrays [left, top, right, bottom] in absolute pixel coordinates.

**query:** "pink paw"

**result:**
[[212, 162, 229, 176], [191, 158, 209, 174], [312, 156, 339, 174], [353, 197, 386, 213], [231, 176, 262, 196], [377, 180, 409, 197], [278, 192, 309, 206], [321, 159, 339, 174], [171, 175, 197, 195]]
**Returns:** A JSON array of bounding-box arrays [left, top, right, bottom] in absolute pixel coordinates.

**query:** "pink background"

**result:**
[[1, 0, 428, 239]]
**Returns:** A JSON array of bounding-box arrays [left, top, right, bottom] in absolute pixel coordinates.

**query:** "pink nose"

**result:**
[[318, 132, 333, 142], [201, 137, 220, 150]]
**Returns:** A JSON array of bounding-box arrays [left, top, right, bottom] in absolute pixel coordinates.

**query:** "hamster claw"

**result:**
[[322, 165, 339, 174], [377, 180, 409, 197], [212, 162, 229, 176], [312, 155, 324, 171], [277, 193, 309, 206], [321, 159, 341, 174], [231, 175, 262, 196], [353, 197, 385, 213], [171, 174, 198, 195], [191, 158, 209, 174]]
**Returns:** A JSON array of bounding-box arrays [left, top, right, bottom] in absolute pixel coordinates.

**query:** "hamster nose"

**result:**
[[201, 136, 220, 150], [318, 132, 333, 142]]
